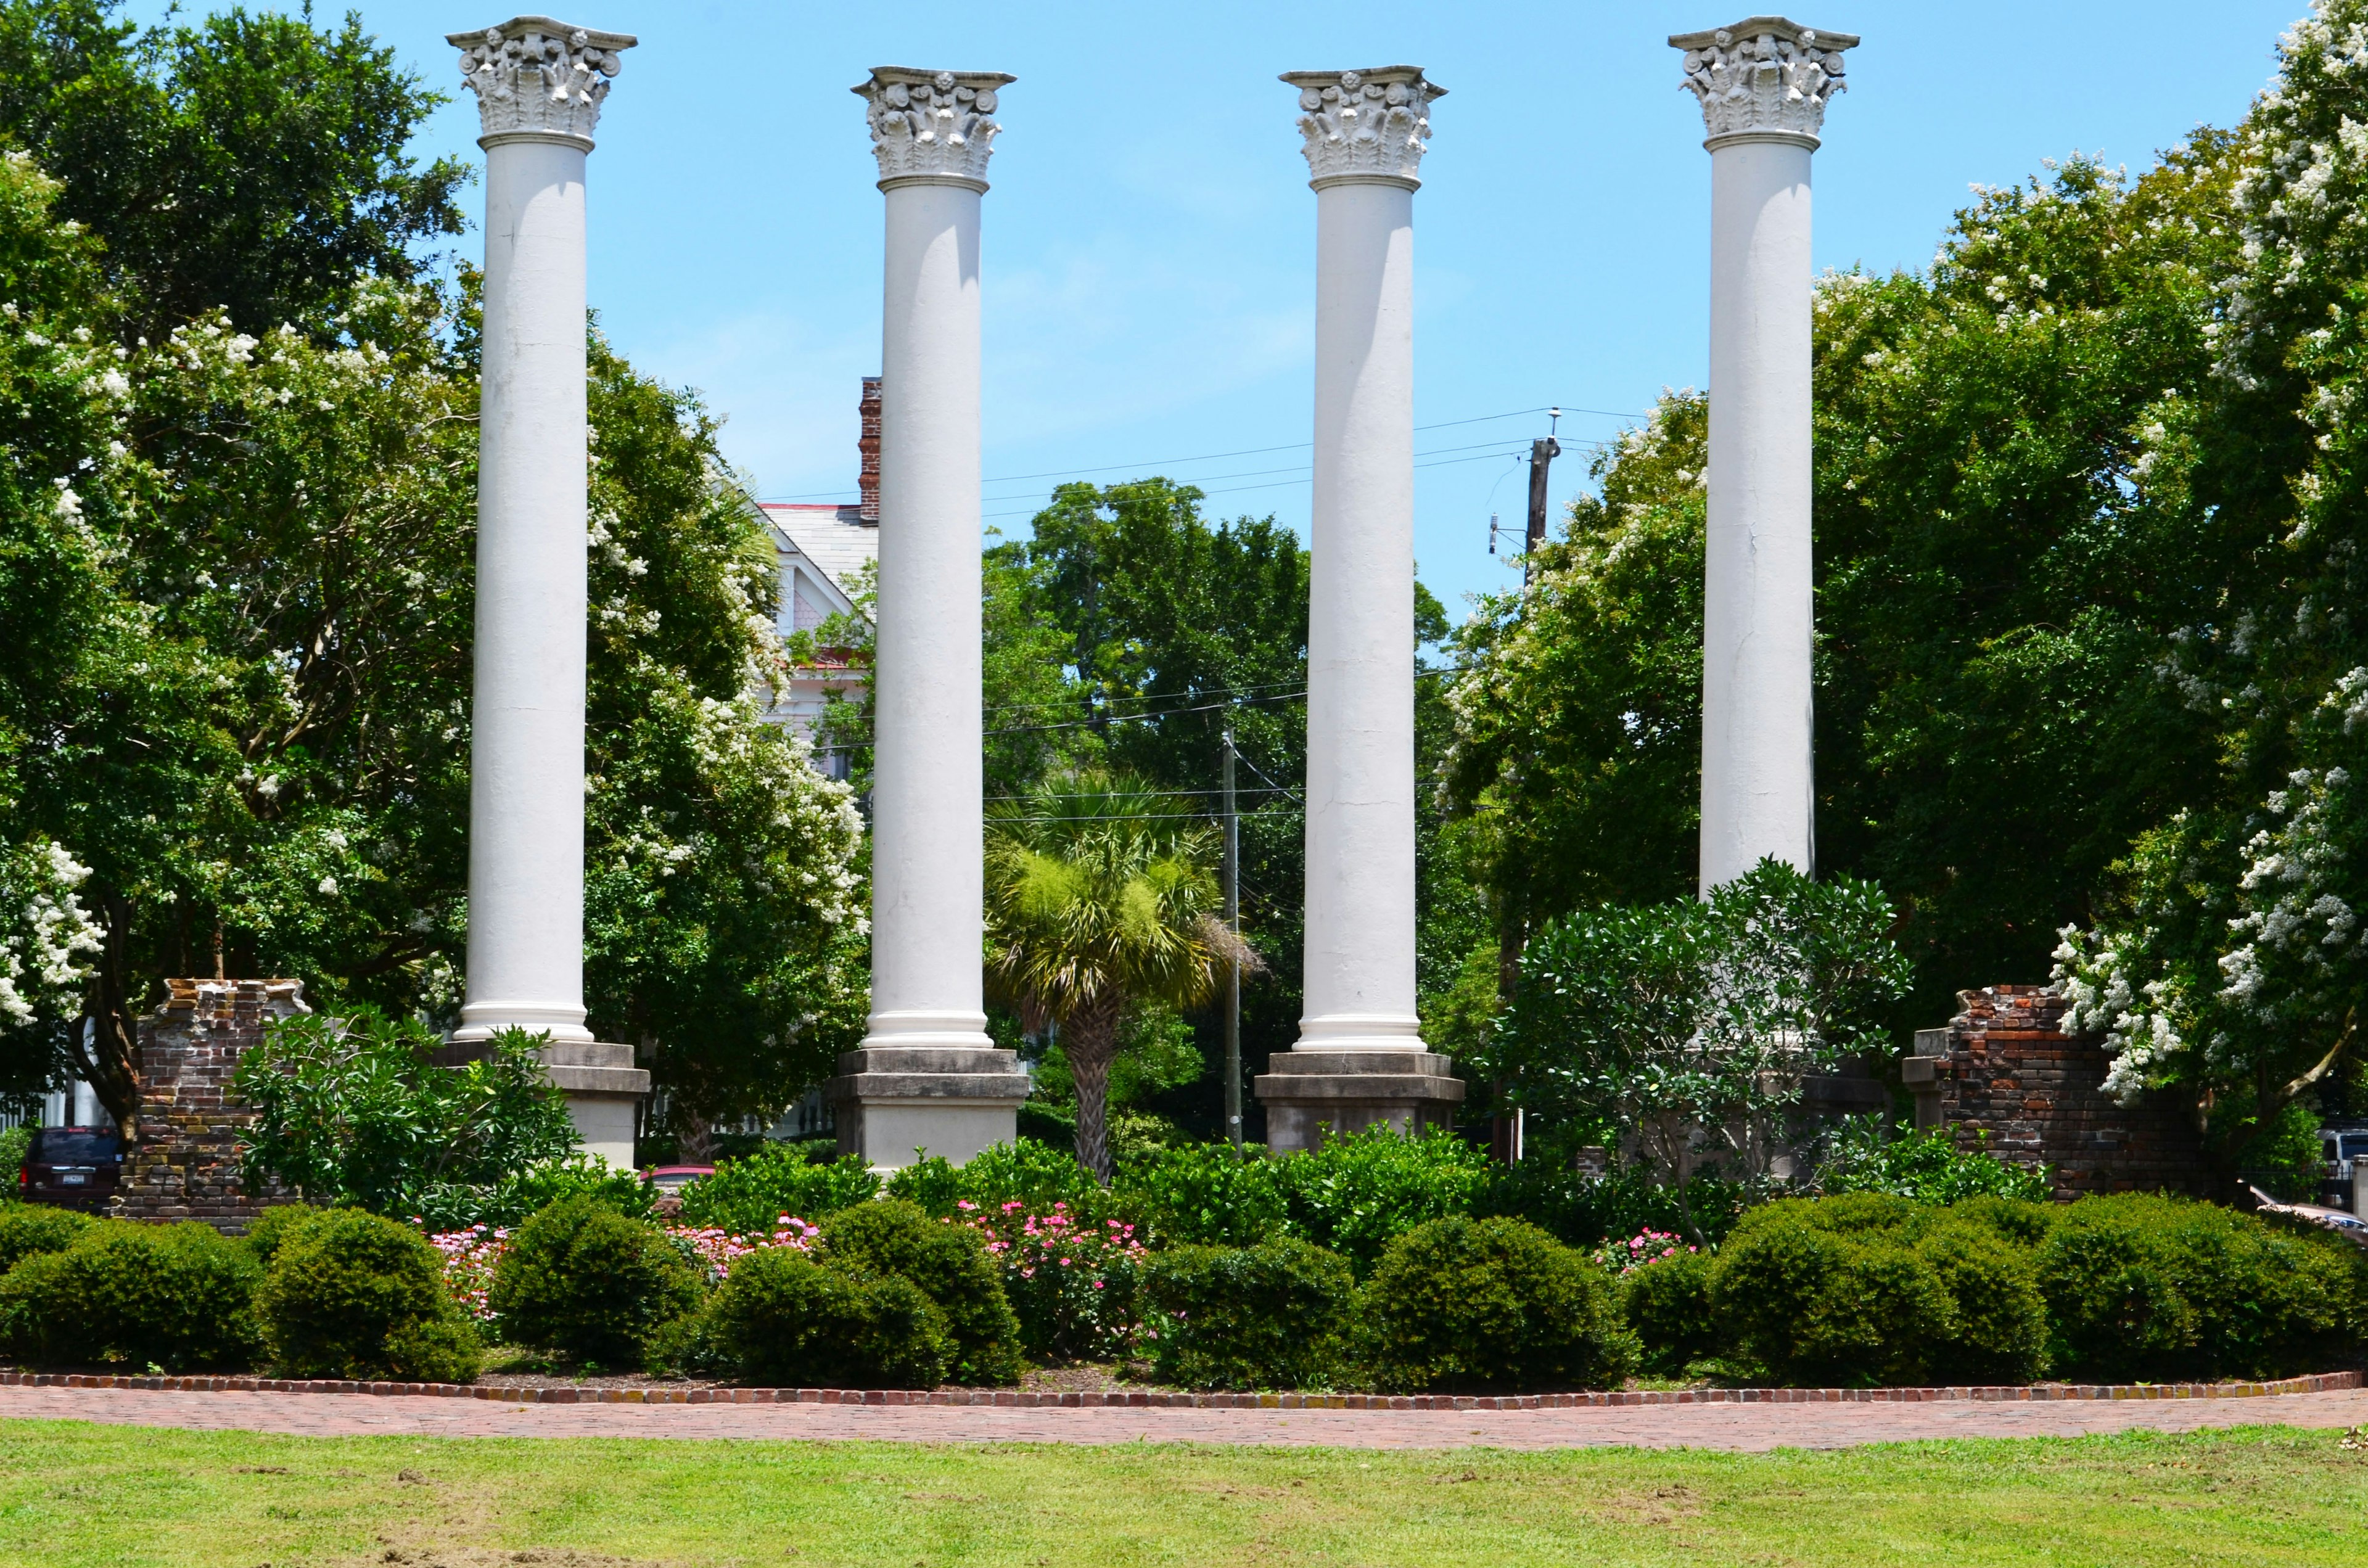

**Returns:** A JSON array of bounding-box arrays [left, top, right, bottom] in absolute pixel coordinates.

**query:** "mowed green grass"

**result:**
[[1, 1419, 2363, 1567]]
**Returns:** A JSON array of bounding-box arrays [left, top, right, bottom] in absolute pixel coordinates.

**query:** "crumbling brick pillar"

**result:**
[[1905, 984, 2208, 1201], [108, 978, 306, 1233]]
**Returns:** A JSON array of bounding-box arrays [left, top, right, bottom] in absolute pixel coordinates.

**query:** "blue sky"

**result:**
[[137, 1, 2304, 615]]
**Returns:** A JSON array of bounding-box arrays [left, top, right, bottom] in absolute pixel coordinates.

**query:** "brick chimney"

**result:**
[[858, 375, 882, 524]]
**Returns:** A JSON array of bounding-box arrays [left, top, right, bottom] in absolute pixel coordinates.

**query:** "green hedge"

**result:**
[[1358, 1217, 1635, 1394], [703, 1246, 948, 1389], [488, 1196, 704, 1369], [0, 1202, 95, 1274], [0, 1220, 261, 1371], [820, 1200, 1021, 1385], [1141, 1237, 1352, 1390], [676, 1147, 881, 1238], [256, 1209, 480, 1382]]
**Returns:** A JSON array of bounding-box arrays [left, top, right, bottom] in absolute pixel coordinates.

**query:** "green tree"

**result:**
[[0, 0, 466, 342], [983, 773, 1237, 1181]]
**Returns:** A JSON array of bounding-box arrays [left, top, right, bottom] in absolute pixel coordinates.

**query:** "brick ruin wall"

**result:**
[[108, 977, 305, 1233], [1910, 984, 2210, 1201]]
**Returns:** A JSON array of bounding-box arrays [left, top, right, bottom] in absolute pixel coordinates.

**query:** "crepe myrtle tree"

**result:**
[[1479, 860, 1910, 1242]]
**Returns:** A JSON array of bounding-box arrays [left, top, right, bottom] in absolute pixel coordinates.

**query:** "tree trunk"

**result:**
[[67, 890, 144, 1141], [1065, 993, 1125, 1185]]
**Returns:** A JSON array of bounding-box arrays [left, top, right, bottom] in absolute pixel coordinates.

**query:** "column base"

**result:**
[[435, 1038, 651, 1170], [825, 1045, 1031, 1170], [1254, 1050, 1466, 1155]]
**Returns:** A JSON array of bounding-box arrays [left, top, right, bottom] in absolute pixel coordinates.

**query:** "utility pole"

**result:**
[[1221, 726, 1243, 1152], [1523, 408, 1563, 585]]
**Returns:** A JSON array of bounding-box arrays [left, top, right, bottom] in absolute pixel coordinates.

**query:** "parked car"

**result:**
[[20, 1126, 122, 1211], [2317, 1122, 2368, 1210], [2251, 1185, 2368, 1248]]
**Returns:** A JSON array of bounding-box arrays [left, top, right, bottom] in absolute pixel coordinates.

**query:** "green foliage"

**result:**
[[1622, 1250, 1717, 1377], [2243, 1102, 2327, 1203], [255, 1208, 479, 1382], [487, 1197, 704, 1370], [0, 1127, 23, 1184], [1114, 1141, 1288, 1248], [1025, 1003, 1205, 1123], [2036, 1194, 2364, 1383], [702, 1246, 949, 1390], [820, 1200, 1021, 1386], [1817, 1120, 2055, 1205], [1356, 1217, 1635, 1394], [1710, 1197, 2047, 1388], [1487, 861, 1910, 1215], [676, 1147, 879, 1237], [0, 1199, 90, 1273], [959, 1202, 1147, 1364], [1476, 1162, 1756, 1252], [239, 1203, 330, 1270], [1140, 1237, 1352, 1390], [0, 1219, 260, 1370], [232, 1010, 577, 1217], [408, 1154, 658, 1236], [887, 1139, 1105, 1223], [985, 773, 1229, 1182]]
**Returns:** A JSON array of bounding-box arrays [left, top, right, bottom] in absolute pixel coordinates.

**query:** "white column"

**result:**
[[1256, 68, 1462, 1153], [1671, 19, 1856, 891], [829, 68, 1029, 1170], [445, 18, 648, 1164]]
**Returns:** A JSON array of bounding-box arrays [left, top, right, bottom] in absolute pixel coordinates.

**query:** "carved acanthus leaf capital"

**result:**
[[1669, 17, 1857, 144], [1281, 67, 1444, 188], [446, 16, 635, 147], [854, 68, 1014, 189]]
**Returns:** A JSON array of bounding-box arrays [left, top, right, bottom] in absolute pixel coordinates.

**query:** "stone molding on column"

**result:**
[[1280, 67, 1444, 190], [1670, 17, 1855, 149], [447, 15, 635, 150], [854, 68, 1014, 191]]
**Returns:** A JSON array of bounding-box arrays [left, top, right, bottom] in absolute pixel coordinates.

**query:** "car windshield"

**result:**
[[2342, 1135, 2368, 1159], [33, 1130, 118, 1164]]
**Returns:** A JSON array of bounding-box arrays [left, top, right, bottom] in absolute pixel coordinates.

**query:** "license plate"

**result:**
[[56, 1173, 86, 1186]]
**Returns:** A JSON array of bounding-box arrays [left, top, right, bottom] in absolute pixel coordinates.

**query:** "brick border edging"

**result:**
[[2, 1368, 2356, 1410]]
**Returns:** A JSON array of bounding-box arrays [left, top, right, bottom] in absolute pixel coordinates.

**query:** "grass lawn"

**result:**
[[1, 1419, 2364, 1567]]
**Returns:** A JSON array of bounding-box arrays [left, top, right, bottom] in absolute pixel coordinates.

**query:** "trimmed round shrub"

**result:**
[[241, 1204, 333, 1269], [1711, 1200, 1954, 1387], [488, 1196, 704, 1369], [704, 1246, 949, 1389], [0, 1220, 261, 1371], [1915, 1219, 2046, 1386], [1141, 1236, 1353, 1390], [1623, 1249, 1717, 1376], [0, 1202, 95, 1275], [1357, 1217, 1634, 1394], [255, 1209, 481, 1383], [1946, 1194, 2058, 1249], [821, 1199, 1021, 1385], [2037, 1193, 2364, 1382]]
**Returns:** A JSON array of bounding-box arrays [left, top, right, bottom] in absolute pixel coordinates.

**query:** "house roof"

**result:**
[[762, 503, 877, 600]]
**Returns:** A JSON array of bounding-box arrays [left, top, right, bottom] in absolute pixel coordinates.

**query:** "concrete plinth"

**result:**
[[1255, 1049, 1465, 1154], [826, 1045, 1031, 1170], [434, 1036, 650, 1171]]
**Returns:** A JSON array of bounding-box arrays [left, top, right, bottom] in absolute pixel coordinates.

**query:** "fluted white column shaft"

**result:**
[[1698, 133, 1815, 890], [1299, 174, 1421, 1052], [865, 174, 992, 1053], [458, 131, 594, 1045]]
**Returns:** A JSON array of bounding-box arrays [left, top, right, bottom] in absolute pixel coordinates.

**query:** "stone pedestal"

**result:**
[[1671, 19, 1856, 890], [1257, 67, 1463, 1152], [443, 17, 649, 1149], [109, 979, 306, 1234], [832, 67, 1030, 1170]]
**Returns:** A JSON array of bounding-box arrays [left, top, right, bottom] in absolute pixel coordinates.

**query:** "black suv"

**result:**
[[20, 1126, 121, 1210]]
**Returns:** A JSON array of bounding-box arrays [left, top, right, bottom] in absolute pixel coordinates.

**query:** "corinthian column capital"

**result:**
[[854, 68, 1014, 191], [1282, 67, 1444, 189], [1669, 17, 1857, 147], [446, 15, 635, 150]]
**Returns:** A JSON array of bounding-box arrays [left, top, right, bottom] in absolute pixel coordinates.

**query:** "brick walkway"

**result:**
[[7, 1383, 2368, 1450]]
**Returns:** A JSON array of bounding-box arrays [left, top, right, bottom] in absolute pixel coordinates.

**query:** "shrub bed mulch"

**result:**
[[1, 1367, 2356, 1410]]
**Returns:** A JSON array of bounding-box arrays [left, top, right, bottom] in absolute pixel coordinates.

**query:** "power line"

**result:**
[[758, 403, 1643, 503]]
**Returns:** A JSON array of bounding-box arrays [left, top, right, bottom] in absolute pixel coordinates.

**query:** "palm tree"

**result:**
[[983, 772, 1244, 1181]]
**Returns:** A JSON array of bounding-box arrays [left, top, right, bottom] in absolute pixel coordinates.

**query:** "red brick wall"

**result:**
[[1928, 985, 2209, 1201], [858, 376, 882, 523], [109, 978, 305, 1233]]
